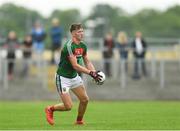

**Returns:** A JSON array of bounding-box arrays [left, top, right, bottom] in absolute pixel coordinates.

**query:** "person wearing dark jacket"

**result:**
[[50, 18, 63, 65], [31, 21, 46, 53], [103, 32, 114, 77], [3, 31, 19, 80], [132, 31, 147, 79], [21, 35, 33, 76], [31, 21, 46, 68], [116, 31, 129, 72]]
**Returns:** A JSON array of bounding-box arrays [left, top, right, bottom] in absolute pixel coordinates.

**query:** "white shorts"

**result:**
[[55, 74, 84, 94]]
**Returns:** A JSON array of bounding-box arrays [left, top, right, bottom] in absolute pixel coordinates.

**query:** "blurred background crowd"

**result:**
[[0, 2, 180, 100]]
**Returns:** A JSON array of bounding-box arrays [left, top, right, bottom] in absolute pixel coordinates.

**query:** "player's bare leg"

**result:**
[[71, 85, 89, 125], [54, 93, 73, 111], [45, 92, 73, 125]]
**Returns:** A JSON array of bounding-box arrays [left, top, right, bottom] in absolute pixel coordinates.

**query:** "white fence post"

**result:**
[[42, 60, 48, 89], [151, 52, 156, 78], [120, 59, 126, 88], [3, 59, 8, 89], [0, 57, 2, 81], [160, 59, 165, 88]]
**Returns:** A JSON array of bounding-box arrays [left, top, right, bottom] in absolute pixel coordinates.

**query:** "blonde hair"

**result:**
[[117, 31, 128, 45], [52, 18, 60, 26], [8, 31, 16, 39]]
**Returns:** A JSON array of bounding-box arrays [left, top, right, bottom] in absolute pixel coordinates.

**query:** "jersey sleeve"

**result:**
[[83, 43, 87, 56], [64, 40, 74, 56]]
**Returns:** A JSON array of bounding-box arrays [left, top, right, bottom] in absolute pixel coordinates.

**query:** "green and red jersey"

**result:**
[[57, 40, 87, 78]]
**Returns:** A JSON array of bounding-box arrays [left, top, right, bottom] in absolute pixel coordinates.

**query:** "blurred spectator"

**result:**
[[31, 21, 46, 54], [31, 21, 46, 69], [103, 32, 115, 77], [116, 31, 129, 72], [21, 35, 33, 77], [3, 31, 19, 80], [131, 31, 147, 79], [50, 18, 63, 65]]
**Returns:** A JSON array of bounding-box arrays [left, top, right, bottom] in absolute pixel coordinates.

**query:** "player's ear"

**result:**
[[71, 30, 76, 36]]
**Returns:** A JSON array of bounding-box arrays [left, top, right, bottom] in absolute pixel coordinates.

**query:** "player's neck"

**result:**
[[72, 37, 81, 44]]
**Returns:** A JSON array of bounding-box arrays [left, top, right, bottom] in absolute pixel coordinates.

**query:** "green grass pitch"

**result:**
[[0, 101, 180, 130]]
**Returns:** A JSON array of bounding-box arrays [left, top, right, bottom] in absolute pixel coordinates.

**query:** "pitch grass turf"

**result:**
[[0, 101, 180, 130]]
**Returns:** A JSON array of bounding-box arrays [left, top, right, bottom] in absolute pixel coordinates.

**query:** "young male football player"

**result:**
[[45, 23, 102, 125]]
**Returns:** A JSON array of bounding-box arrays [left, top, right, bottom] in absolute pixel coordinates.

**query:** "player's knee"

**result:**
[[66, 107, 72, 111], [80, 96, 89, 104], [64, 103, 73, 111]]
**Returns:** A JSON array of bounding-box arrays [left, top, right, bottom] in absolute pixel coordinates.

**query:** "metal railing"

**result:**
[[0, 57, 48, 89], [0, 37, 180, 90], [105, 58, 180, 88]]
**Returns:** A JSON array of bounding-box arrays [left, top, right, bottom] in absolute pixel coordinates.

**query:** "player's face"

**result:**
[[74, 28, 84, 41]]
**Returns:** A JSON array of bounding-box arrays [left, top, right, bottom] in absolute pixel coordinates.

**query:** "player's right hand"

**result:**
[[89, 71, 102, 82]]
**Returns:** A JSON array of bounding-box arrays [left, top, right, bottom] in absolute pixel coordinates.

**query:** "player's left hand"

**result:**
[[89, 71, 102, 82]]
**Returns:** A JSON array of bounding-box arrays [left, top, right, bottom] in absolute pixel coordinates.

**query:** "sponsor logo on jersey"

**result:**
[[74, 48, 83, 57]]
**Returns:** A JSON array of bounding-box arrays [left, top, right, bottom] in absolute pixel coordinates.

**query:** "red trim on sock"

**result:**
[[50, 106, 55, 111], [77, 116, 83, 121]]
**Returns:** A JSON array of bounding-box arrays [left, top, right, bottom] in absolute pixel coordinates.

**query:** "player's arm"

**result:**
[[68, 54, 90, 75], [83, 54, 95, 71], [82, 53, 103, 82], [68, 54, 102, 82]]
